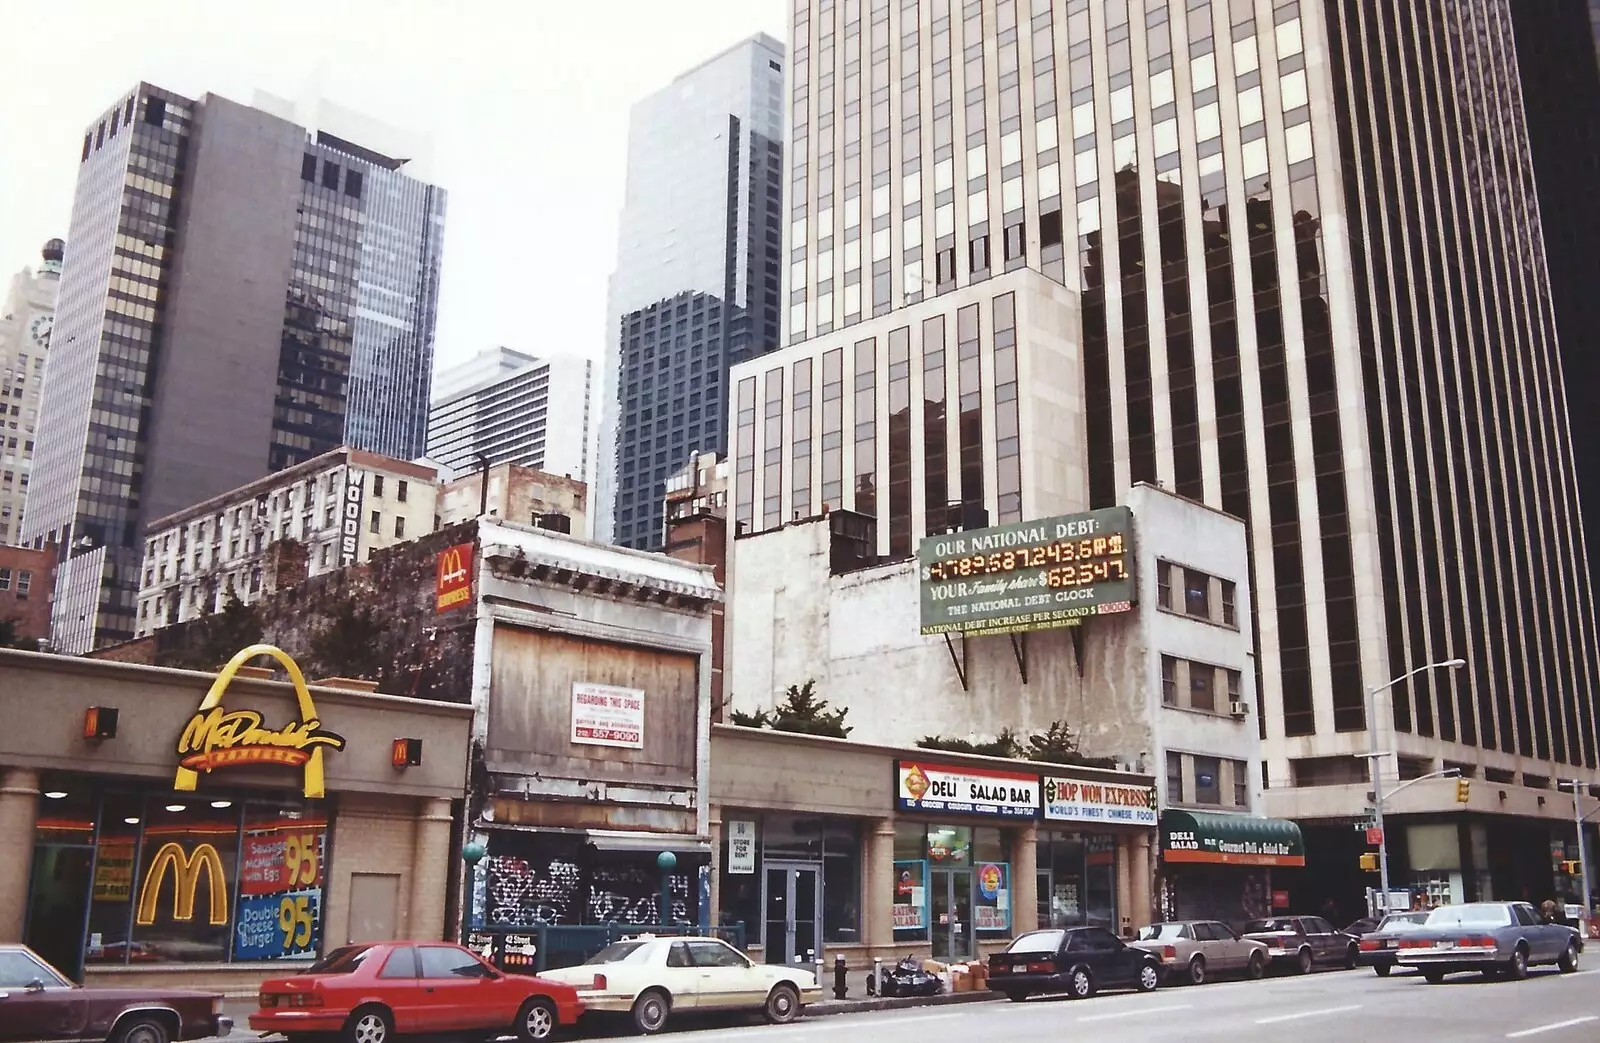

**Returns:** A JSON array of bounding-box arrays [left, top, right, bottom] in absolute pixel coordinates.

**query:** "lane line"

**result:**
[[1506, 1016, 1599, 1039], [1254, 1004, 1363, 1025], [1077, 1003, 1193, 1022]]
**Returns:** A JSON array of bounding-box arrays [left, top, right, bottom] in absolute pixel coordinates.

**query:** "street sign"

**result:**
[[1366, 827, 1384, 845]]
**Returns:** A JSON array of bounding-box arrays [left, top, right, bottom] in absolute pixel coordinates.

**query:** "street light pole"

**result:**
[[1566, 780, 1592, 921], [1364, 658, 1467, 916]]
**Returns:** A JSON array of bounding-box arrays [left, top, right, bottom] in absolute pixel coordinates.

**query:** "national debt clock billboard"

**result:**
[[917, 506, 1136, 636]]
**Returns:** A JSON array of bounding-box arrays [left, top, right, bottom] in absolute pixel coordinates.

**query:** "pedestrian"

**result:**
[[1540, 898, 1558, 924]]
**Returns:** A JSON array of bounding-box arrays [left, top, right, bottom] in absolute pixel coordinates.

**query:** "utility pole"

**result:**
[[1570, 779, 1592, 921]]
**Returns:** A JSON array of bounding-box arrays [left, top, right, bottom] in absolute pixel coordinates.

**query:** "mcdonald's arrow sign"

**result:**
[[435, 542, 473, 613]]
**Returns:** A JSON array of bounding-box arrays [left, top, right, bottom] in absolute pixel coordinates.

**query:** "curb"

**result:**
[[805, 990, 1001, 1016]]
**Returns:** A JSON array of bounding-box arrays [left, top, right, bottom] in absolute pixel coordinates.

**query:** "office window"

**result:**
[[1166, 752, 1184, 804], [345, 170, 363, 199], [0, 567, 9, 590], [1194, 756, 1222, 805], [1184, 569, 1211, 618], [1228, 669, 1242, 710], [369, 511, 380, 534], [1157, 560, 1171, 609], [1161, 656, 1178, 706], [1220, 579, 1236, 626], [1190, 663, 1215, 712], [396, 480, 408, 503], [301, 154, 317, 182], [372, 475, 384, 497], [322, 161, 340, 190], [1232, 760, 1250, 807]]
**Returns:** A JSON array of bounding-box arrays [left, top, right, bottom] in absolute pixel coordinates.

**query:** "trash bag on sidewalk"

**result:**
[[878, 955, 944, 997]]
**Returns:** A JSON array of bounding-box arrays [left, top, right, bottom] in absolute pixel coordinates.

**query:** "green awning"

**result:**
[[1161, 810, 1305, 867]]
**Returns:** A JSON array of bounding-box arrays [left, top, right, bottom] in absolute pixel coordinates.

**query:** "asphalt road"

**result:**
[[210, 963, 1600, 1043]]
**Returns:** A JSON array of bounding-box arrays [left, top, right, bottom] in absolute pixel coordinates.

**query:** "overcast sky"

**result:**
[[0, 0, 787, 375]]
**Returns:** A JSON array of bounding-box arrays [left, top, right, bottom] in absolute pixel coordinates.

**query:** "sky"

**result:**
[[0, 0, 788, 375]]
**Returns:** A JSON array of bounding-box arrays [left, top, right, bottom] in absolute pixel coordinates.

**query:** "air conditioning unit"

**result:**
[[1230, 700, 1249, 718]]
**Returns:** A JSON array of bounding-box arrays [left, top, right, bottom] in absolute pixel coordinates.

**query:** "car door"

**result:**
[[1083, 927, 1138, 986], [1196, 922, 1234, 971], [374, 945, 427, 1033], [1515, 904, 1563, 962], [661, 941, 704, 1010], [0, 948, 86, 1043], [417, 945, 507, 1031], [686, 940, 757, 1010], [1301, 918, 1335, 962]]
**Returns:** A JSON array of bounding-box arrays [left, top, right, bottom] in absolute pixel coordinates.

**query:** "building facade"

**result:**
[[134, 448, 438, 637], [0, 544, 55, 646], [598, 35, 787, 550], [427, 347, 590, 485], [22, 84, 446, 653], [663, 451, 731, 716], [437, 462, 588, 534], [0, 241, 62, 546], [771, 0, 1600, 909]]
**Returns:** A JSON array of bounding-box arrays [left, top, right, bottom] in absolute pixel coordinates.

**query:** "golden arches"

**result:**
[[134, 842, 229, 926]]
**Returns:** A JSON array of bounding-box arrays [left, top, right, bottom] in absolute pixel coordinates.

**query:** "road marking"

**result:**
[[1254, 1004, 1363, 1025], [1506, 1016, 1599, 1039], [1077, 1003, 1192, 1022]]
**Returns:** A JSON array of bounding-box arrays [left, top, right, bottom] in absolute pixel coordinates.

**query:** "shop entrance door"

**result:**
[[25, 845, 93, 982], [763, 865, 821, 966], [930, 868, 973, 962]]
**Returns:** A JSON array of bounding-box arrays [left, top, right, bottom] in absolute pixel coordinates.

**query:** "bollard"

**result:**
[[834, 952, 848, 999], [870, 956, 883, 997]]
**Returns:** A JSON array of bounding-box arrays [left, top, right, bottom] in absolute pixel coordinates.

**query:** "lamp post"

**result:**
[[1559, 780, 1593, 925], [1364, 658, 1466, 914], [657, 851, 677, 930], [462, 841, 486, 943]]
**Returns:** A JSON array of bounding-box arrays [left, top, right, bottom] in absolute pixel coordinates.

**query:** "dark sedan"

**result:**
[[0, 944, 231, 1043], [1395, 902, 1582, 982], [987, 926, 1162, 1001], [1241, 916, 1358, 974], [1355, 912, 1431, 976]]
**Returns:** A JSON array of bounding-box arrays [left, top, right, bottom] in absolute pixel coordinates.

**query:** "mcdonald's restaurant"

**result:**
[[0, 646, 473, 992]]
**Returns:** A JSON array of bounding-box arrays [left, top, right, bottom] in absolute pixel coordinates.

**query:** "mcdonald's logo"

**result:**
[[435, 542, 473, 613], [174, 645, 346, 799], [135, 842, 228, 926]]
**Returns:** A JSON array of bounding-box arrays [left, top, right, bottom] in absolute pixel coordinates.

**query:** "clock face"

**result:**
[[29, 314, 52, 348]]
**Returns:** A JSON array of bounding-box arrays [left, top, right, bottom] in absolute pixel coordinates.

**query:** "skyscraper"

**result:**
[[427, 347, 591, 483], [0, 240, 62, 546], [23, 84, 446, 652], [752, 0, 1599, 893], [597, 35, 786, 550]]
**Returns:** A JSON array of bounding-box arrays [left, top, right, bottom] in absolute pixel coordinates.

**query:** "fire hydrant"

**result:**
[[834, 952, 848, 999]]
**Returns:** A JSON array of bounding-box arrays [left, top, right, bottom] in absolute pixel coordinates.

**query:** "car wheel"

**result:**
[[1247, 952, 1266, 980], [1186, 955, 1206, 986], [631, 989, 671, 1035], [1344, 944, 1359, 970], [1137, 961, 1161, 993], [765, 983, 801, 1025], [344, 1007, 393, 1043], [1508, 945, 1529, 981], [1004, 990, 1027, 1002], [517, 997, 558, 1042], [1423, 969, 1445, 984], [1068, 967, 1095, 999], [1559, 941, 1580, 974], [1296, 948, 1313, 975], [1374, 962, 1392, 978], [114, 1017, 172, 1043]]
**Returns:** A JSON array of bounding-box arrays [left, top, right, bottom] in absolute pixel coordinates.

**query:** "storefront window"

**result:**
[[716, 815, 860, 949], [131, 799, 241, 963], [84, 792, 141, 966], [720, 824, 762, 943], [1040, 831, 1118, 930], [234, 805, 328, 960], [821, 821, 861, 943]]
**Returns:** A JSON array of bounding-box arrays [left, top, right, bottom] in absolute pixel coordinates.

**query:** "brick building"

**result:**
[[0, 544, 54, 646]]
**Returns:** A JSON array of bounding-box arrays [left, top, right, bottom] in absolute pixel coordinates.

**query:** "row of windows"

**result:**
[[1160, 655, 1244, 716], [1166, 750, 1251, 809], [1155, 560, 1237, 628], [0, 568, 33, 596]]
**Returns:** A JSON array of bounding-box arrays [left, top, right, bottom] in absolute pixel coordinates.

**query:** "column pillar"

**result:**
[[707, 811, 723, 930], [408, 797, 455, 940], [864, 819, 896, 954], [0, 768, 40, 943], [1131, 830, 1153, 930], [1115, 833, 1134, 937], [1011, 823, 1038, 934]]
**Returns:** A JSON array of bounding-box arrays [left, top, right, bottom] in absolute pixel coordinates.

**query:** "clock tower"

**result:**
[[0, 239, 64, 545]]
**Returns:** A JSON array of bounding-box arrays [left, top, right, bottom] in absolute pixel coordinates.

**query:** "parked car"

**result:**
[[249, 942, 581, 1043], [537, 935, 819, 1035], [1130, 921, 1268, 984], [1355, 912, 1431, 976], [986, 926, 1162, 1001], [1394, 902, 1582, 983], [1241, 916, 1358, 974], [0, 943, 231, 1043]]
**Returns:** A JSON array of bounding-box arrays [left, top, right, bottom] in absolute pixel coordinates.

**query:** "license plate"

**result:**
[[1381, 941, 1395, 949], [993, 966, 1009, 974]]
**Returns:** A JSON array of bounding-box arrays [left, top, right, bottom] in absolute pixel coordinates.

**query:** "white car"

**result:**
[[539, 935, 822, 1035]]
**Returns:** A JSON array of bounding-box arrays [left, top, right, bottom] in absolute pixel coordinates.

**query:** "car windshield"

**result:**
[[584, 941, 656, 965], [1005, 930, 1066, 954], [1425, 905, 1512, 928], [1136, 924, 1187, 941], [307, 945, 376, 974], [1378, 914, 1428, 930], [1244, 919, 1296, 933]]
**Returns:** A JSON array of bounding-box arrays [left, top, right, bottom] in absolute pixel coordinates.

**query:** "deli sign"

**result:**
[[1043, 777, 1157, 826], [896, 761, 1040, 819]]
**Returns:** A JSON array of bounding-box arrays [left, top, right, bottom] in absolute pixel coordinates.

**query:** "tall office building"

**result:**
[[23, 84, 446, 653], [748, 0, 1599, 898], [0, 240, 63, 545], [597, 35, 786, 550], [427, 347, 591, 482]]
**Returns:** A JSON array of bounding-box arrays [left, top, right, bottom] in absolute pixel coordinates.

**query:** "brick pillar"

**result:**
[[707, 812, 723, 930], [1011, 823, 1038, 934], [0, 768, 40, 942], [1130, 831, 1153, 930], [1115, 833, 1134, 937], [864, 819, 896, 953], [407, 798, 455, 940]]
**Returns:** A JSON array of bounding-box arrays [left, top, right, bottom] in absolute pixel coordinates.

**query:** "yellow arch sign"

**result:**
[[135, 842, 228, 926], [173, 644, 346, 799]]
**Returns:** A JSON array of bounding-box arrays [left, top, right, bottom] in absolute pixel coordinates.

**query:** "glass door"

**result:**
[[930, 868, 974, 961], [763, 864, 821, 965], [25, 845, 93, 981]]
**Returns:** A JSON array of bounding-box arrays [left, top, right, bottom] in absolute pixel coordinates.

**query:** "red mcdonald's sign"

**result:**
[[435, 543, 473, 613]]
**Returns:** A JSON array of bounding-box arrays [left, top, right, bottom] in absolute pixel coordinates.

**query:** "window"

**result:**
[[16, 571, 30, 597], [372, 475, 384, 497], [419, 945, 490, 979], [687, 940, 748, 968], [1166, 752, 1184, 803], [1194, 757, 1222, 805], [1220, 580, 1236, 626], [396, 480, 408, 503], [1185, 570, 1211, 618], [1004, 222, 1026, 262], [322, 161, 340, 191], [369, 511, 380, 534], [1227, 670, 1242, 710], [1190, 663, 1215, 711], [1161, 656, 1177, 706], [378, 946, 419, 979], [0, 567, 9, 590], [1157, 561, 1171, 609], [144, 97, 166, 126], [1233, 759, 1250, 807], [0, 946, 68, 989], [345, 169, 363, 199], [666, 943, 694, 968], [301, 154, 317, 182], [393, 517, 405, 538]]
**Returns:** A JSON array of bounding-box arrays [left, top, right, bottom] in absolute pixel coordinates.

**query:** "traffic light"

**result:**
[[1455, 778, 1471, 804], [1561, 860, 1582, 875], [1360, 853, 1379, 872]]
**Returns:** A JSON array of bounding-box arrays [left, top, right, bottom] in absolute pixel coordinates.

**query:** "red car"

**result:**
[[250, 942, 581, 1043]]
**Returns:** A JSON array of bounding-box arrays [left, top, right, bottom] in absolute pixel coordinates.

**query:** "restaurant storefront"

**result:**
[[1158, 809, 1305, 927], [710, 725, 1159, 967], [1, 646, 472, 990]]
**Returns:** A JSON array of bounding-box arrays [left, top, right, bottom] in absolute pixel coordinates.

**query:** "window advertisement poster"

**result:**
[[974, 862, 1011, 932], [233, 819, 327, 961], [892, 860, 928, 931], [726, 820, 757, 875], [570, 682, 645, 749]]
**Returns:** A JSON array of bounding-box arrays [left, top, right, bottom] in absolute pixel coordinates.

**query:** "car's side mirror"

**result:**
[[25, 979, 46, 994]]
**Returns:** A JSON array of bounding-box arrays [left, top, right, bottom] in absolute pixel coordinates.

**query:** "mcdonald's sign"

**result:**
[[174, 645, 346, 799], [435, 542, 473, 613], [135, 842, 229, 926]]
